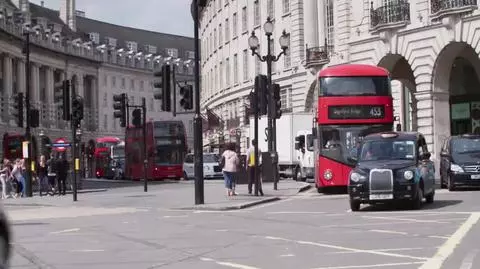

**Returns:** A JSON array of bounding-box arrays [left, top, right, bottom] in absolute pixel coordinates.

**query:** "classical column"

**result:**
[[45, 67, 54, 127], [317, 0, 326, 48], [30, 63, 40, 109], [2, 54, 13, 123], [16, 58, 25, 94], [432, 91, 450, 181], [303, 0, 319, 49]]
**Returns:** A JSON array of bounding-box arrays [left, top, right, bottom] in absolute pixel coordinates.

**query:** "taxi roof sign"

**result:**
[[380, 132, 399, 138]]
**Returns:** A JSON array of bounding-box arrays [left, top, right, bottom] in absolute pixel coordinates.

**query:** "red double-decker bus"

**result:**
[[94, 136, 121, 178], [2, 133, 24, 161], [125, 120, 186, 181], [314, 64, 394, 193]]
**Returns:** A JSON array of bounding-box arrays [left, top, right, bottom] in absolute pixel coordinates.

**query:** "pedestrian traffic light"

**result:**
[[72, 96, 84, 126], [153, 64, 171, 112], [12, 92, 24, 127], [54, 80, 70, 121], [30, 109, 39, 128], [132, 108, 142, 127], [254, 75, 268, 116], [179, 84, 193, 110], [270, 83, 282, 119], [113, 93, 127, 127]]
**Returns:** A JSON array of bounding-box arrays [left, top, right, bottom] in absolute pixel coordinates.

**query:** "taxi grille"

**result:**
[[213, 166, 221, 172], [369, 169, 393, 192], [463, 165, 480, 173]]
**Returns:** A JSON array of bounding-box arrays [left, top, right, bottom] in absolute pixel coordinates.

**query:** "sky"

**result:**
[[29, 0, 194, 37]]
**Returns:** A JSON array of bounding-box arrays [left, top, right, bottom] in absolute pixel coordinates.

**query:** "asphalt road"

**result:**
[[6, 182, 480, 269]]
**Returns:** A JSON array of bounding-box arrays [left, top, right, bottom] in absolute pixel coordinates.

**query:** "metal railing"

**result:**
[[371, 1, 411, 29], [305, 46, 331, 66], [431, 0, 478, 14]]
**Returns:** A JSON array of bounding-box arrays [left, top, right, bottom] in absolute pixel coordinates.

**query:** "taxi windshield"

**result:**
[[359, 139, 416, 161]]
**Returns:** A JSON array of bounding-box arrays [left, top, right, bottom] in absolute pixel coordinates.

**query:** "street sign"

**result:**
[[51, 138, 70, 152]]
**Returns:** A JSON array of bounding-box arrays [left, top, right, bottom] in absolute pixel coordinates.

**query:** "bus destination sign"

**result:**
[[328, 105, 385, 119]]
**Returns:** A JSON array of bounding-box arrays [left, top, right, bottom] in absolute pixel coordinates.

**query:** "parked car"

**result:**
[[183, 153, 223, 180], [440, 134, 480, 191], [348, 131, 435, 211]]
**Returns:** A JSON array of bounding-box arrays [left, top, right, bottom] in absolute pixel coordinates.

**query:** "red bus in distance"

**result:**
[[2, 133, 24, 161], [314, 64, 394, 192], [125, 120, 186, 181], [94, 136, 121, 178]]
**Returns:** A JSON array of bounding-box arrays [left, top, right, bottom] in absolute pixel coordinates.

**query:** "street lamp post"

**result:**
[[248, 17, 290, 190], [22, 26, 33, 197]]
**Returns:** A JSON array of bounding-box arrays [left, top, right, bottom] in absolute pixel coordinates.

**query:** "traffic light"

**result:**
[[54, 79, 70, 121], [72, 96, 84, 126], [113, 93, 127, 127], [254, 75, 268, 116], [30, 109, 39, 128], [12, 92, 24, 127], [132, 108, 142, 127], [153, 64, 171, 111], [179, 84, 193, 110], [270, 83, 282, 119]]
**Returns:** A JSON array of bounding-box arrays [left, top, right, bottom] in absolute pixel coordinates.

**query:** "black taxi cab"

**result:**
[[347, 132, 435, 211]]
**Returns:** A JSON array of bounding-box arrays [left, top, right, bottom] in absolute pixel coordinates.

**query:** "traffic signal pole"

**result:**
[[193, 0, 205, 205], [142, 97, 148, 192], [71, 81, 78, 202], [23, 30, 33, 197]]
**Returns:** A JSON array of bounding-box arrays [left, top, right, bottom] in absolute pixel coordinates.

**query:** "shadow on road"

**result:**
[[361, 199, 463, 212]]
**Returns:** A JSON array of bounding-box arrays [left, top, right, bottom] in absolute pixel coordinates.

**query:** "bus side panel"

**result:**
[[317, 156, 351, 188]]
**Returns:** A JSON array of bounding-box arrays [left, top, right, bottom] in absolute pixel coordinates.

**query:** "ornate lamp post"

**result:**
[[248, 17, 290, 190]]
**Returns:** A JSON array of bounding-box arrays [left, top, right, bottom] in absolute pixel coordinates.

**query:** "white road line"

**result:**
[[69, 249, 105, 252], [428, 235, 450, 239], [322, 221, 414, 228], [362, 216, 449, 224], [419, 212, 480, 269], [324, 213, 347, 217], [279, 254, 295, 257], [311, 262, 424, 269], [327, 247, 426, 254], [369, 229, 409, 235], [162, 215, 188, 218], [262, 236, 428, 260], [200, 257, 261, 269], [459, 249, 479, 269], [364, 211, 478, 215], [50, 228, 80, 234], [266, 211, 326, 214]]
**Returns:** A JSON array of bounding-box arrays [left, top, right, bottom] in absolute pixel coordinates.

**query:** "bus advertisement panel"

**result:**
[[125, 121, 186, 181], [315, 64, 394, 192]]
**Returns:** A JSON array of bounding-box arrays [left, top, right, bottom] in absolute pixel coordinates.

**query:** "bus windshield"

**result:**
[[319, 76, 391, 96], [97, 142, 118, 149], [112, 146, 125, 158], [154, 137, 185, 165], [319, 124, 392, 166]]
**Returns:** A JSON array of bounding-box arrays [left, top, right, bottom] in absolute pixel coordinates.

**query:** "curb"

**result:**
[[298, 184, 312, 193], [173, 197, 281, 211], [66, 188, 108, 194]]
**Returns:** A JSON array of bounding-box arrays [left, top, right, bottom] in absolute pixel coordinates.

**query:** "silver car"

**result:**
[[183, 153, 223, 180]]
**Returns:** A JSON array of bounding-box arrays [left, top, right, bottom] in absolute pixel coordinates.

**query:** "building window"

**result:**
[[267, 0, 275, 19], [103, 114, 108, 130], [242, 7, 247, 32], [89, 32, 100, 44], [280, 87, 292, 110], [225, 57, 230, 86], [284, 35, 291, 69], [103, 92, 108, 107], [243, 49, 249, 81], [225, 18, 229, 42], [283, 0, 290, 14], [140, 80, 144, 91], [150, 98, 154, 111], [166, 48, 178, 58], [233, 54, 238, 84], [112, 76, 116, 87], [254, 1, 260, 26], [186, 51, 195, 59], [219, 24, 223, 47], [130, 79, 135, 90], [233, 12, 238, 37], [325, 0, 334, 48], [219, 61, 223, 88], [103, 75, 107, 87], [121, 77, 126, 89], [113, 115, 116, 130]]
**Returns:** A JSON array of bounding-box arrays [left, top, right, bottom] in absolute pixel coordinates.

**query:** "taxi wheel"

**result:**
[[412, 187, 423, 210], [425, 189, 435, 204], [447, 175, 456, 191], [349, 199, 360, 211]]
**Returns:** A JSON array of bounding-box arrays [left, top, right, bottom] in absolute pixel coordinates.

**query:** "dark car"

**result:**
[[440, 134, 480, 191], [348, 132, 435, 211]]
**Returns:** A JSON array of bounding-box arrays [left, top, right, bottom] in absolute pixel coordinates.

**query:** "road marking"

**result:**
[[419, 212, 480, 269], [369, 229, 409, 235], [69, 249, 105, 253], [325, 213, 347, 217], [428, 235, 450, 239], [311, 262, 425, 269], [266, 211, 326, 214], [50, 228, 80, 234], [162, 215, 188, 218], [262, 236, 428, 260], [362, 216, 450, 224], [279, 254, 295, 257], [216, 229, 229, 232], [327, 247, 426, 254], [459, 249, 479, 269], [200, 257, 260, 269], [322, 221, 414, 228]]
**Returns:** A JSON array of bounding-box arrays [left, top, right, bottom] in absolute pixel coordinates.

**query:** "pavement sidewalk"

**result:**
[[2, 180, 311, 211]]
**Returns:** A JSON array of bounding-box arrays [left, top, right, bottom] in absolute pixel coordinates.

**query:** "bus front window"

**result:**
[[154, 137, 184, 165], [319, 125, 393, 165], [319, 76, 391, 96]]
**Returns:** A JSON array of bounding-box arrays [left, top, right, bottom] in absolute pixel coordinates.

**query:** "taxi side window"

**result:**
[[184, 154, 194, 163], [441, 138, 450, 154]]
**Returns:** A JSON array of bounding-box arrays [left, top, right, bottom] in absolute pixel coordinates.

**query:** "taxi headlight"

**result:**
[[324, 169, 333, 181], [404, 170, 414, 180], [350, 172, 366, 182], [450, 164, 464, 173]]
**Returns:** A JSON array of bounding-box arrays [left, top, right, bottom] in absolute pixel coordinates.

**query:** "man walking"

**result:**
[[246, 139, 263, 196], [55, 153, 69, 196]]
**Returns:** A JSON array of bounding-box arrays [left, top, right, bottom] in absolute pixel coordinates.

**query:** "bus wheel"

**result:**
[[349, 199, 361, 211], [317, 187, 324, 193]]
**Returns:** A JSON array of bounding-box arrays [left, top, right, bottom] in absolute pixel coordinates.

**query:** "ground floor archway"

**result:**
[[304, 80, 317, 113]]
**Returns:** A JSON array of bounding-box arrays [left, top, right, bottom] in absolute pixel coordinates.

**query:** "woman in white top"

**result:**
[[0, 160, 11, 199], [220, 143, 240, 196], [11, 159, 25, 198]]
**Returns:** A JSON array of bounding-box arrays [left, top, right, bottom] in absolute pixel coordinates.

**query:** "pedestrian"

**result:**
[[55, 153, 69, 196], [245, 139, 263, 196], [11, 159, 25, 198], [0, 160, 11, 199], [46, 154, 57, 194], [220, 143, 240, 196], [37, 155, 49, 196]]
